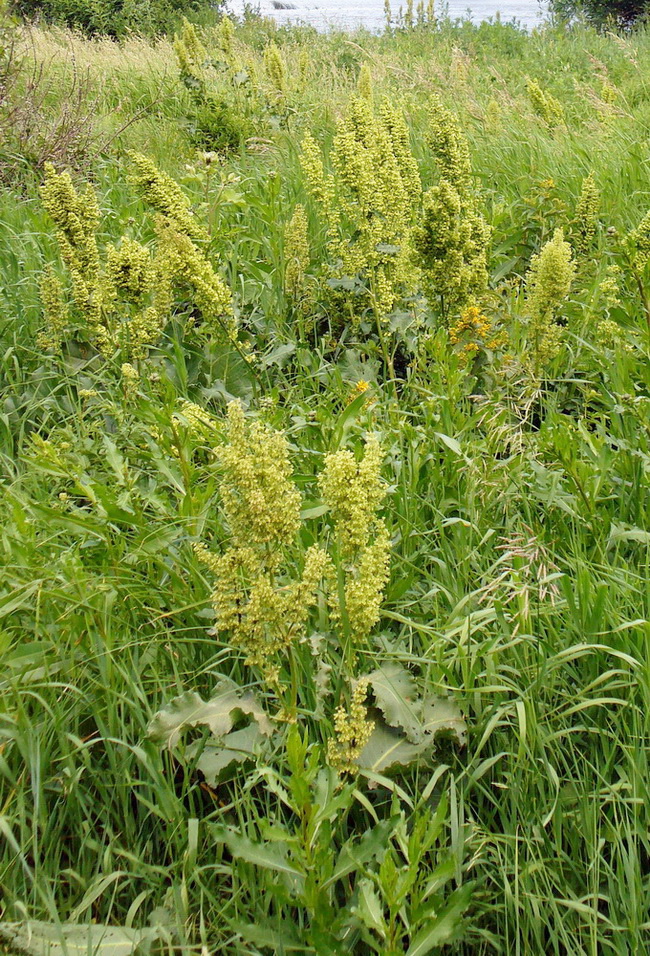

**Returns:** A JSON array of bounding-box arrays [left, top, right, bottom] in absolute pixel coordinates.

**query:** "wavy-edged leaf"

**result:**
[[419, 698, 466, 747], [0, 922, 163, 956], [356, 712, 429, 773], [211, 825, 305, 892], [188, 723, 265, 784], [366, 664, 420, 742], [147, 680, 272, 748]]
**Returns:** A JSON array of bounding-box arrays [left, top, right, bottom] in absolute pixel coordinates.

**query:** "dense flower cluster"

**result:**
[[449, 305, 506, 360], [414, 96, 490, 316], [197, 402, 330, 683], [284, 204, 311, 306], [326, 678, 375, 773], [39, 156, 234, 361], [524, 228, 575, 371], [174, 18, 207, 91], [320, 436, 390, 640], [301, 94, 421, 317], [218, 401, 301, 552], [526, 78, 565, 128], [264, 42, 286, 98], [128, 151, 207, 242], [574, 174, 600, 254], [39, 164, 168, 359]]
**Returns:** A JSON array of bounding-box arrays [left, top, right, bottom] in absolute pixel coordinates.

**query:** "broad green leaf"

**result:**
[[188, 723, 265, 784], [231, 922, 303, 951], [147, 680, 273, 748], [357, 714, 428, 773], [419, 698, 466, 747], [434, 432, 462, 457], [366, 664, 421, 742], [0, 922, 162, 956], [326, 818, 395, 888]]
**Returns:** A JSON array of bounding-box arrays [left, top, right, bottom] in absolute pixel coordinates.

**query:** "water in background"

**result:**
[[230, 0, 547, 33]]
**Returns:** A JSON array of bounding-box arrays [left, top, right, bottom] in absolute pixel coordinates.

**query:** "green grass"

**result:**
[[2, 9, 650, 955]]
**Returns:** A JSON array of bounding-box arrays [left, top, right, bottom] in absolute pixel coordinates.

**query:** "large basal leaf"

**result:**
[[187, 723, 265, 784], [419, 698, 466, 747], [0, 922, 163, 956], [365, 664, 466, 748], [147, 680, 273, 748], [356, 713, 429, 773], [366, 664, 421, 743]]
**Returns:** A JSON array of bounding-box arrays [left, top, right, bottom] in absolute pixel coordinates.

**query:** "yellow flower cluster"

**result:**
[[39, 156, 234, 362], [218, 401, 302, 552], [596, 318, 629, 352], [524, 228, 575, 371], [128, 151, 207, 243], [627, 210, 650, 273], [357, 62, 373, 100], [301, 94, 421, 317], [39, 164, 168, 360], [574, 174, 600, 255], [216, 15, 237, 67], [599, 264, 622, 311], [37, 267, 68, 353], [449, 304, 505, 360], [320, 436, 390, 640], [200, 542, 329, 677], [284, 204, 311, 305], [327, 678, 375, 773], [319, 435, 385, 554], [426, 94, 471, 192], [155, 220, 234, 340], [174, 18, 207, 91], [526, 78, 565, 128], [414, 96, 491, 315], [198, 402, 329, 683], [264, 42, 286, 98]]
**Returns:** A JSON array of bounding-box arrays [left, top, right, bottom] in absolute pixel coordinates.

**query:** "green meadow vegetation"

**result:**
[[1, 3, 650, 953]]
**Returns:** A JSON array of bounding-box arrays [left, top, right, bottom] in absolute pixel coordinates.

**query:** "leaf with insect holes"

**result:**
[[147, 679, 273, 749], [419, 697, 466, 747]]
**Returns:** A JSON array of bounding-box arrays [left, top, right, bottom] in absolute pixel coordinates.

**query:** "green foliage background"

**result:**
[[2, 7, 650, 954]]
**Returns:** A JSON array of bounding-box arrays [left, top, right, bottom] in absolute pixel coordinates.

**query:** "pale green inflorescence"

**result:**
[[218, 401, 301, 552], [38, 156, 234, 360], [128, 151, 207, 242], [574, 174, 600, 255], [284, 204, 311, 304], [327, 677, 375, 773], [264, 42, 286, 97], [627, 210, 650, 273], [301, 94, 421, 318], [414, 95, 491, 316], [319, 435, 385, 555], [357, 62, 373, 100], [198, 402, 328, 683], [526, 78, 565, 128], [524, 227, 575, 371], [320, 436, 390, 641]]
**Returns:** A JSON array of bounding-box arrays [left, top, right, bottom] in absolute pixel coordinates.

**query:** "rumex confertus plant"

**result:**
[[37, 153, 235, 372], [147, 399, 468, 950]]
